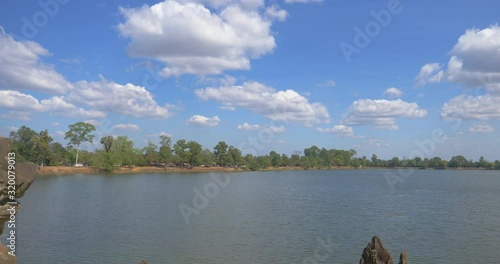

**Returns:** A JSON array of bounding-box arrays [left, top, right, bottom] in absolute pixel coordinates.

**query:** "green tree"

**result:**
[[158, 135, 173, 164], [371, 154, 378, 167], [143, 141, 159, 165], [49, 142, 69, 165], [290, 154, 301, 166], [100, 135, 114, 153], [31, 129, 53, 166], [98, 136, 117, 172], [281, 154, 290, 167], [64, 122, 96, 165], [112, 136, 136, 167], [449, 155, 467, 168], [200, 149, 215, 166], [390, 157, 400, 168], [214, 141, 229, 166], [319, 148, 331, 167], [187, 141, 202, 166], [478, 156, 489, 168], [9, 126, 37, 162], [229, 146, 244, 166], [269, 151, 281, 167]]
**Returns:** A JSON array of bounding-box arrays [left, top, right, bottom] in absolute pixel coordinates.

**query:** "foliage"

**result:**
[[64, 122, 96, 165], [6, 125, 500, 172]]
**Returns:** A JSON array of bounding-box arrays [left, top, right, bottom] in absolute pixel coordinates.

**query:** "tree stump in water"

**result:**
[[359, 236, 409, 264]]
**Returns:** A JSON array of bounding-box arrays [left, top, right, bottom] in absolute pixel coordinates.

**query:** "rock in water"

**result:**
[[359, 236, 394, 264], [399, 251, 409, 264], [359, 236, 409, 264]]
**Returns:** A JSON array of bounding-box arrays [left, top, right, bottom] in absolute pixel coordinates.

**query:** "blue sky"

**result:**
[[1, 0, 499, 160]]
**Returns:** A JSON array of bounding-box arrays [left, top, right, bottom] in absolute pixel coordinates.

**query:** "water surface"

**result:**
[[5, 169, 500, 263]]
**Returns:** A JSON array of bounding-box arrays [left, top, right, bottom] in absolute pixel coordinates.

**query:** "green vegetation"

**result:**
[[64, 122, 96, 165], [6, 123, 500, 173]]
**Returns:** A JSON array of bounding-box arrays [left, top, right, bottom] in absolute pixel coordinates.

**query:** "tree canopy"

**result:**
[[6, 124, 500, 173]]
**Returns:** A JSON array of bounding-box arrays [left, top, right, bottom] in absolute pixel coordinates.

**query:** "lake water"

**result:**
[[4, 169, 500, 263]]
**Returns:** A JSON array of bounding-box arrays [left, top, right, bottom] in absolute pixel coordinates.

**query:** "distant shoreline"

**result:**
[[36, 165, 491, 176]]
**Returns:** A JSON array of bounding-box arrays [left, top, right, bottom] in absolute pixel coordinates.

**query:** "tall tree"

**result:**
[[229, 146, 244, 166], [371, 154, 378, 167], [112, 136, 136, 167], [187, 141, 202, 166], [173, 139, 188, 164], [100, 135, 114, 153], [269, 150, 281, 167], [159, 135, 173, 164], [9, 126, 37, 162], [32, 129, 53, 166], [143, 141, 159, 165], [64, 122, 96, 165], [49, 142, 69, 165], [214, 141, 229, 166]]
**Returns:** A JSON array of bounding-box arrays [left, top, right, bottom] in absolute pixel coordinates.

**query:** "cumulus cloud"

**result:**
[[117, 0, 284, 77], [186, 115, 221, 127], [415, 63, 444, 87], [317, 125, 355, 138], [195, 81, 330, 125], [0, 28, 72, 94], [416, 25, 500, 120], [67, 78, 173, 118], [343, 99, 427, 130], [237, 122, 260, 130], [467, 124, 494, 133], [383, 87, 403, 98], [441, 94, 500, 120], [113, 124, 140, 131], [0, 90, 105, 119]]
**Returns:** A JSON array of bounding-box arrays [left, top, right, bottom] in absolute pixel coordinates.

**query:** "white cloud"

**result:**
[[265, 5, 287, 21], [237, 122, 260, 130], [0, 90, 105, 119], [113, 124, 140, 131], [0, 28, 72, 94], [0, 90, 41, 111], [219, 105, 236, 111], [441, 94, 500, 120], [186, 115, 221, 127], [467, 124, 494, 133], [317, 125, 355, 138], [237, 122, 286, 133], [266, 125, 286, 134], [415, 63, 444, 87], [118, 0, 284, 77], [343, 99, 427, 130], [67, 78, 173, 118], [52, 122, 60, 126], [195, 81, 330, 126], [383, 87, 403, 98], [416, 25, 500, 120], [318, 80, 336, 88], [40, 96, 106, 119], [451, 26, 500, 76]]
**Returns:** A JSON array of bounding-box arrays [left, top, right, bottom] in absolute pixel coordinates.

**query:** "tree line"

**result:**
[[6, 122, 500, 172]]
